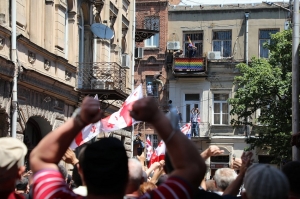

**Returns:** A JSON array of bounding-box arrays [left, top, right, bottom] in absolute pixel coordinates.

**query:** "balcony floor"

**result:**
[[78, 88, 129, 101]]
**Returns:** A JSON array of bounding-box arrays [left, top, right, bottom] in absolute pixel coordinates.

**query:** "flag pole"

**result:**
[[131, 0, 136, 158]]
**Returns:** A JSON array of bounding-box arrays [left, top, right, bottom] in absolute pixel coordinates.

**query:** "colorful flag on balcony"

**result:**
[[100, 84, 143, 132], [70, 95, 101, 149]]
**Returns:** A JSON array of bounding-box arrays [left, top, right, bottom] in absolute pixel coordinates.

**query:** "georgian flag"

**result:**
[[100, 84, 143, 132], [70, 84, 143, 149], [70, 95, 101, 149], [146, 136, 153, 161], [180, 122, 191, 139], [148, 140, 166, 167]]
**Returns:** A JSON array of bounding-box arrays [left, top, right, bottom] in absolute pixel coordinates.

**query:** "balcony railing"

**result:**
[[135, 11, 159, 42], [173, 57, 207, 77], [76, 62, 128, 100], [179, 122, 210, 137]]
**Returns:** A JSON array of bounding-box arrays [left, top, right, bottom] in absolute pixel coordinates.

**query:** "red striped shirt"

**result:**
[[33, 169, 192, 199]]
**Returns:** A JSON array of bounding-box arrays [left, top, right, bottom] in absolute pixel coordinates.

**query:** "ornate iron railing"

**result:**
[[76, 62, 127, 93]]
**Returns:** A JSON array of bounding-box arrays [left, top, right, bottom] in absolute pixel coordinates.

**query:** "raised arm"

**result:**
[[130, 97, 206, 189], [30, 97, 103, 173]]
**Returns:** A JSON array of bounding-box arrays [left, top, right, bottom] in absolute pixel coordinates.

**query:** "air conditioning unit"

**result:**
[[208, 51, 221, 60], [121, 54, 130, 69], [167, 41, 180, 50], [91, 79, 105, 89], [135, 47, 144, 59]]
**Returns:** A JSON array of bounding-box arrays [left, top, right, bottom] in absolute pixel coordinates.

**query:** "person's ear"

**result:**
[[17, 166, 26, 179]]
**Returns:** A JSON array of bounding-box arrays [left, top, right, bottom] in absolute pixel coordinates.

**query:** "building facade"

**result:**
[[167, 2, 288, 177], [0, 0, 135, 159], [133, 0, 169, 154]]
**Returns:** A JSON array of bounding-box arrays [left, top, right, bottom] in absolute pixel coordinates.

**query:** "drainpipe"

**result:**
[[244, 12, 250, 138], [245, 12, 249, 65], [11, 0, 17, 138], [93, 36, 97, 63], [131, 0, 136, 157]]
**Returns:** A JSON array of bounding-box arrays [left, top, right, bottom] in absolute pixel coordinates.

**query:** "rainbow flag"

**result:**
[[174, 58, 204, 71]]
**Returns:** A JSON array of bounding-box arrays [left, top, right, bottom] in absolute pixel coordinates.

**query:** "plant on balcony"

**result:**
[[229, 29, 293, 165]]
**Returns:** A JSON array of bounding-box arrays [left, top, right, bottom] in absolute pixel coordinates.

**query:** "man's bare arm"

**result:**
[[130, 97, 206, 189], [30, 97, 102, 173]]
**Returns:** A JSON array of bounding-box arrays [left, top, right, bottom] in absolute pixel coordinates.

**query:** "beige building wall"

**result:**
[[168, 5, 286, 61]]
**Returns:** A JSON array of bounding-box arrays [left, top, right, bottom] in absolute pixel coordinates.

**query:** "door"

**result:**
[[183, 94, 200, 123]]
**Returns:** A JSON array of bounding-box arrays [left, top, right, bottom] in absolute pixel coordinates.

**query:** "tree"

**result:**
[[229, 29, 293, 164]]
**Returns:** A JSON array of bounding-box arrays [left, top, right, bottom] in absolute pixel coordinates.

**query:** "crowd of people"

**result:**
[[0, 96, 300, 199]]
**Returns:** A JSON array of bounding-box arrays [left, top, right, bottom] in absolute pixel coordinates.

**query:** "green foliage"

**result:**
[[229, 29, 293, 164]]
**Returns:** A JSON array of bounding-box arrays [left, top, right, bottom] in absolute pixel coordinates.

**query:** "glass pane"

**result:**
[[185, 94, 200, 101], [214, 114, 220, 124], [195, 42, 203, 57], [223, 41, 232, 57], [186, 104, 190, 122], [222, 103, 228, 113], [154, 33, 159, 47], [213, 31, 232, 40], [222, 114, 228, 124], [260, 39, 269, 58], [259, 29, 278, 39], [214, 94, 228, 101], [214, 103, 220, 114], [213, 41, 221, 51]]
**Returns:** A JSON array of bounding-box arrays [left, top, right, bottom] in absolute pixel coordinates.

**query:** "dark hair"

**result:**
[[282, 161, 300, 196], [15, 177, 29, 191], [72, 163, 82, 187], [82, 137, 128, 196]]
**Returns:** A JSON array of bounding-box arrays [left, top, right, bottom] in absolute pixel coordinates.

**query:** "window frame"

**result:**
[[212, 93, 229, 125], [212, 30, 232, 57], [258, 29, 279, 58], [183, 32, 203, 58], [146, 134, 158, 148]]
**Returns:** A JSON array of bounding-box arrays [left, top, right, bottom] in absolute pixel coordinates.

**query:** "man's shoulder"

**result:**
[[138, 176, 193, 199], [33, 169, 83, 199], [195, 189, 223, 199]]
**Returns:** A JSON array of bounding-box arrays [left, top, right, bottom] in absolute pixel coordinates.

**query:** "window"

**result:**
[[184, 94, 200, 123], [144, 17, 159, 47], [259, 29, 279, 58], [145, 75, 158, 97], [212, 31, 232, 57], [183, 33, 203, 57], [213, 94, 229, 125], [146, 134, 158, 148]]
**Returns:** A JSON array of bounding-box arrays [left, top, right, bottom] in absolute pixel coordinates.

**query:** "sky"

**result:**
[[178, 0, 290, 6]]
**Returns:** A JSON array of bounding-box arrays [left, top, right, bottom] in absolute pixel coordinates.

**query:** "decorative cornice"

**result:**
[[17, 34, 76, 73], [19, 71, 78, 103]]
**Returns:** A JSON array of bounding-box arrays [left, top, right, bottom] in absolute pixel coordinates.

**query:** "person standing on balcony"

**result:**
[[153, 72, 165, 91], [187, 36, 197, 58], [191, 108, 200, 137]]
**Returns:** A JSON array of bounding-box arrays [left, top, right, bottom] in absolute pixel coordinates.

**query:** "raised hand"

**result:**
[[130, 97, 162, 123], [240, 151, 253, 175], [207, 145, 224, 157], [80, 97, 103, 125], [62, 148, 78, 165]]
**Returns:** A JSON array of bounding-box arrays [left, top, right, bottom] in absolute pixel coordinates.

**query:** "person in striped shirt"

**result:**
[[30, 97, 206, 199]]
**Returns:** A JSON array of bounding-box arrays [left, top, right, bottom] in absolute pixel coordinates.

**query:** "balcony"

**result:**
[[172, 57, 207, 77], [76, 62, 129, 100], [135, 12, 159, 42]]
